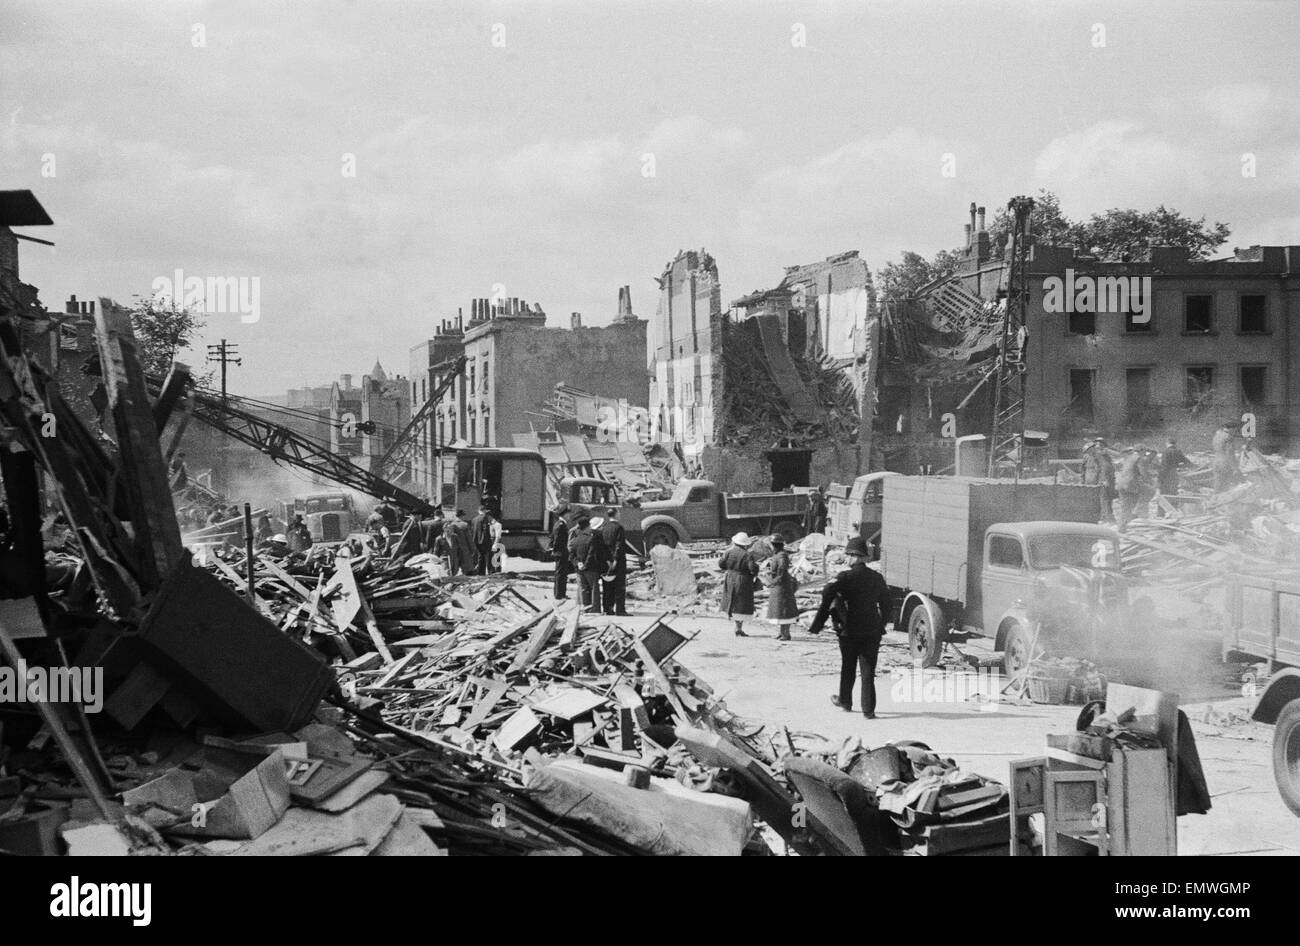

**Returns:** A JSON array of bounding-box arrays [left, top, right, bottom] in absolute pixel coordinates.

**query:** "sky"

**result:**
[[4, 0, 1298, 395]]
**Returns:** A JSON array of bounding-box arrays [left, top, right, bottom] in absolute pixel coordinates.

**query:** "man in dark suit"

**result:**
[[567, 515, 607, 613], [550, 503, 571, 601], [598, 506, 629, 615], [808, 536, 893, 718], [470, 504, 496, 574]]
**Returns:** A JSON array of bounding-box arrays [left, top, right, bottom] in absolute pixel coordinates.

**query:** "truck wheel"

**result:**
[[1001, 623, 1034, 679], [773, 519, 803, 545], [1274, 699, 1300, 817], [907, 604, 945, 668], [642, 525, 678, 550]]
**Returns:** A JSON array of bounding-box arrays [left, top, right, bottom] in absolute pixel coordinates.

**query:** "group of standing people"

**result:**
[[550, 504, 629, 615], [394, 504, 500, 576], [1082, 435, 1192, 530]]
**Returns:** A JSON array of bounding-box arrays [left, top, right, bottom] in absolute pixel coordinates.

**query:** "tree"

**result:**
[[987, 189, 1230, 261], [1077, 205, 1231, 261], [126, 296, 205, 377], [878, 251, 938, 302]]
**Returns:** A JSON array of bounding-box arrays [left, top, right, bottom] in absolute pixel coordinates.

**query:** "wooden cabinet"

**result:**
[[1010, 746, 1175, 856]]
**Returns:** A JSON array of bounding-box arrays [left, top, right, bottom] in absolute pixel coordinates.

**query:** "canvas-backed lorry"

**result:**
[[880, 476, 1139, 676], [1222, 572, 1300, 816], [633, 479, 808, 549]]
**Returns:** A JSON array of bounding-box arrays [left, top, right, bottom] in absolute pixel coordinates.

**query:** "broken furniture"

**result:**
[[1009, 683, 1179, 856]]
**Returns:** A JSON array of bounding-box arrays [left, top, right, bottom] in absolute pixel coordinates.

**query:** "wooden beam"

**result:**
[[95, 299, 184, 588]]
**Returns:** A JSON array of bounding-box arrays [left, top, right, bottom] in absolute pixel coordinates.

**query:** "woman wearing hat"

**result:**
[[763, 535, 800, 640], [719, 532, 759, 636]]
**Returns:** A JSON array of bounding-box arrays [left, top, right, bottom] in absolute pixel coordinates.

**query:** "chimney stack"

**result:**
[[341, 373, 352, 390], [66, 294, 78, 314], [617, 285, 633, 321], [570, 312, 582, 329]]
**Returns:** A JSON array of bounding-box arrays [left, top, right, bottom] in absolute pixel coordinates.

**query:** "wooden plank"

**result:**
[[559, 607, 581, 652], [95, 300, 184, 587], [506, 614, 559, 674]]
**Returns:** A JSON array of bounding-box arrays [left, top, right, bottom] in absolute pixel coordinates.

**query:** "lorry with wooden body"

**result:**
[[1222, 573, 1300, 815], [633, 479, 808, 549], [879, 476, 1135, 675]]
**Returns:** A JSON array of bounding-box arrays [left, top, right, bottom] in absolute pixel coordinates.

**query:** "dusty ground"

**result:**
[[502, 552, 1300, 855]]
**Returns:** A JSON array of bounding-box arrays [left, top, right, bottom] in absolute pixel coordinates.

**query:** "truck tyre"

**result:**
[[907, 603, 945, 668], [642, 525, 678, 550], [1001, 622, 1034, 679], [1273, 698, 1300, 817], [773, 519, 803, 544]]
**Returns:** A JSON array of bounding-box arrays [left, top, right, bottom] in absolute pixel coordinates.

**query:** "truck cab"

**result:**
[[826, 471, 898, 549], [282, 492, 360, 544], [978, 522, 1127, 675]]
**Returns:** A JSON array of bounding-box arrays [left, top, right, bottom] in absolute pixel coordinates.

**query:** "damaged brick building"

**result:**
[[883, 202, 1300, 471], [649, 248, 878, 493]]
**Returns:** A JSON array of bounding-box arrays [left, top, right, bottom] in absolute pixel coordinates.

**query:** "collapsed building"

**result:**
[[881, 202, 1300, 474], [649, 249, 878, 493]]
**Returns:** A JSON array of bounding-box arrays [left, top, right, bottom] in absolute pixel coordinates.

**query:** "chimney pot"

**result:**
[[977, 206, 986, 230], [964, 223, 972, 248], [570, 311, 582, 329], [66, 294, 78, 314]]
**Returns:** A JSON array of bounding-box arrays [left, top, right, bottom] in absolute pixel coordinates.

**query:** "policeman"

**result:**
[[808, 536, 892, 718]]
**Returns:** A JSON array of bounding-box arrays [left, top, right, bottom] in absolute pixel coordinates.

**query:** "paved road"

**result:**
[[597, 608, 1300, 856]]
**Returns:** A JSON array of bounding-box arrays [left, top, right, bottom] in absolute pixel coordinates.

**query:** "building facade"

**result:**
[[1023, 243, 1300, 454], [405, 293, 648, 500]]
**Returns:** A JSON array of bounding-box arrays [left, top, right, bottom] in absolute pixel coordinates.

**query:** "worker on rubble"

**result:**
[[1211, 422, 1241, 493], [375, 497, 399, 531], [254, 513, 274, 544], [418, 507, 445, 554], [550, 502, 571, 601], [1157, 439, 1190, 515], [471, 504, 497, 575], [1113, 446, 1146, 532], [260, 533, 290, 558], [718, 532, 759, 637], [446, 509, 474, 576], [1082, 437, 1118, 523], [803, 486, 828, 536], [599, 507, 629, 616], [286, 514, 314, 553], [808, 536, 892, 718], [568, 515, 605, 613]]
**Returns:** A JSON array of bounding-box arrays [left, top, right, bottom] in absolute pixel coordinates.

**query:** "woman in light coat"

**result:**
[[764, 535, 800, 641], [718, 532, 758, 637]]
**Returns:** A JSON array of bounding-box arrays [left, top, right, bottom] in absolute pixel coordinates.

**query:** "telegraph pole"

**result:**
[[206, 340, 241, 489], [206, 339, 241, 408]]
